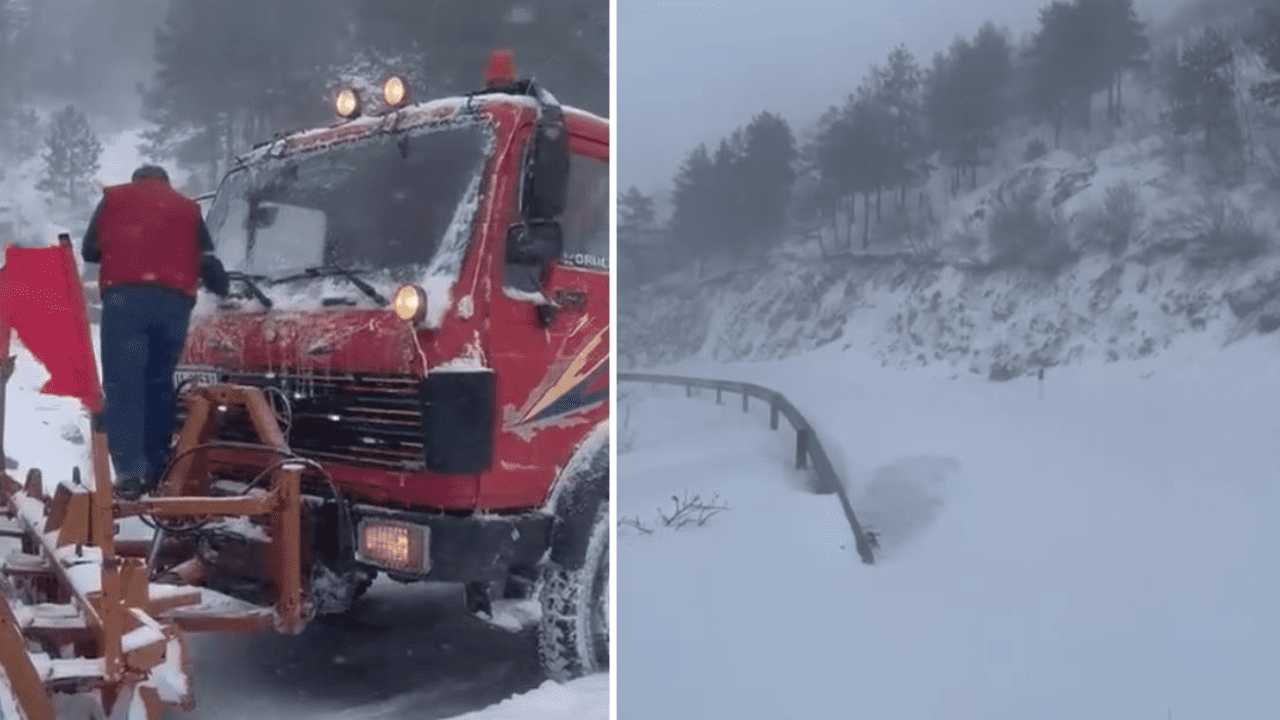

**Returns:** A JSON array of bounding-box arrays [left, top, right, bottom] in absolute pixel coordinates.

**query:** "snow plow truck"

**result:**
[[0, 49, 609, 719]]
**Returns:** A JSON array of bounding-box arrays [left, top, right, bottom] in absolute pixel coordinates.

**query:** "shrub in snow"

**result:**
[[617, 516, 653, 535], [657, 491, 728, 530], [1179, 195, 1271, 269], [986, 170, 1076, 274], [1257, 301, 1280, 333], [1224, 274, 1280, 318], [619, 491, 729, 535], [1075, 181, 1145, 257]]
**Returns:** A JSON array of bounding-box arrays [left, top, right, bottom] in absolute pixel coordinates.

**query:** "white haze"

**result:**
[[618, 0, 1183, 195]]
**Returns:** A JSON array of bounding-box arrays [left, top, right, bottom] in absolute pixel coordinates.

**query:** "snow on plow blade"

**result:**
[[0, 239, 312, 719], [0, 386, 312, 719]]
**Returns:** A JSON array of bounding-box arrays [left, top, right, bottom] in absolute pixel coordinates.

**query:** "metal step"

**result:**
[[0, 516, 26, 538], [2, 551, 50, 576], [15, 603, 88, 633], [28, 653, 104, 683], [160, 586, 275, 633]]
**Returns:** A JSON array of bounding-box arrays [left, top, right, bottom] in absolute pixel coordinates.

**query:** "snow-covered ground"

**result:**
[[0, 338, 607, 718], [618, 329, 1280, 719]]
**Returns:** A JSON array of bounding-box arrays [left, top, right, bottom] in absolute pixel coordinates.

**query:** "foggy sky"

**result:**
[[618, 0, 1176, 197]]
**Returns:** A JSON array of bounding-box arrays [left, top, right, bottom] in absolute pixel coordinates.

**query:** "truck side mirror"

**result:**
[[522, 104, 571, 220], [504, 220, 562, 295]]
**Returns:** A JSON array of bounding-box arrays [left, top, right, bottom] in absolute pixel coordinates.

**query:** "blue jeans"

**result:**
[[99, 285, 193, 484]]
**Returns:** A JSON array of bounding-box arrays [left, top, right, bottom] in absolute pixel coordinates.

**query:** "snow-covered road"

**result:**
[[180, 580, 550, 720], [618, 335, 1280, 720]]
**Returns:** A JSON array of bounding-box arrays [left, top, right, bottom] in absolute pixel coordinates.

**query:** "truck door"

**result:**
[[483, 127, 610, 509]]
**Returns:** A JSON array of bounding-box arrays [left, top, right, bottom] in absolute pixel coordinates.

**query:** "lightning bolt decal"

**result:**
[[513, 326, 609, 426]]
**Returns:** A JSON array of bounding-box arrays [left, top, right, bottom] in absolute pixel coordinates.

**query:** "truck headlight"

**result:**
[[393, 284, 427, 323]]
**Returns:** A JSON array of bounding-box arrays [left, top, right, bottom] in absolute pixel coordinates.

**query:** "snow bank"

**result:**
[[2, 335, 93, 493], [438, 676, 608, 720]]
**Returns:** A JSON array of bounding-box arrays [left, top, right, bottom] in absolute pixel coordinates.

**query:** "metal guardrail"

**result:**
[[619, 372, 876, 565]]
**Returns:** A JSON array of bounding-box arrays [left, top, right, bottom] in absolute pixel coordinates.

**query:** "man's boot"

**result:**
[[140, 471, 163, 497]]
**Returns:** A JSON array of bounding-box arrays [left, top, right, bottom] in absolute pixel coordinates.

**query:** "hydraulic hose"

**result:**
[[139, 440, 356, 571]]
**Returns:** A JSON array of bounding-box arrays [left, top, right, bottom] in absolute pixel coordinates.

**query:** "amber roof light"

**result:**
[[383, 75, 409, 108], [335, 88, 361, 118]]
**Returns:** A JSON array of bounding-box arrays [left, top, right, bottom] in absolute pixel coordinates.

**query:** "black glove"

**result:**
[[200, 253, 230, 297]]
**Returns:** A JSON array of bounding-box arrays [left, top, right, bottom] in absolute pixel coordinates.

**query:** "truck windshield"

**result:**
[[205, 123, 491, 280]]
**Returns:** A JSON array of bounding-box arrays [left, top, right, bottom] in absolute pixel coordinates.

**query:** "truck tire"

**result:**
[[536, 499, 609, 681]]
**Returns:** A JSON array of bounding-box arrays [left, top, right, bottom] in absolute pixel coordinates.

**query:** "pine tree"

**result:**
[[812, 89, 889, 247], [873, 44, 925, 211], [926, 25, 1012, 192], [36, 104, 101, 205], [1098, 0, 1149, 125], [708, 133, 748, 261], [1027, 1, 1090, 146], [737, 111, 797, 257], [1246, 7, 1280, 106], [0, 0, 36, 160], [140, 0, 352, 185], [4, 106, 39, 161], [1170, 28, 1240, 157], [619, 186, 656, 244], [1025, 0, 1148, 139], [350, 0, 608, 116], [669, 144, 716, 273]]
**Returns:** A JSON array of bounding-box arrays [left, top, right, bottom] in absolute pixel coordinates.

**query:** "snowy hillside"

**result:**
[[618, 336, 1280, 719], [621, 74, 1280, 380]]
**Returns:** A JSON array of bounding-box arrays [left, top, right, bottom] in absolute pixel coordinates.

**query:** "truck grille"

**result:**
[[175, 371, 425, 471]]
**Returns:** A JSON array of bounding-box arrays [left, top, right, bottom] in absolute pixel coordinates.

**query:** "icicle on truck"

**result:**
[[0, 50, 609, 719]]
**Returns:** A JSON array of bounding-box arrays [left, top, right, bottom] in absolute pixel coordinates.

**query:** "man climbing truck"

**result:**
[[164, 51, 610, 680]]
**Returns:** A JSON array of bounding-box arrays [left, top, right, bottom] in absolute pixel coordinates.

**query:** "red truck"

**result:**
[[170, 52, 609, 680]]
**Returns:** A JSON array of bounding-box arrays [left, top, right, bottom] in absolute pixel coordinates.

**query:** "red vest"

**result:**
[[97, 180, 203, 300]]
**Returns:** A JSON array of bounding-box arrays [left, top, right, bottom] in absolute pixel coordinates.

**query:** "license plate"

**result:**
[[173, 369, 220, 389]]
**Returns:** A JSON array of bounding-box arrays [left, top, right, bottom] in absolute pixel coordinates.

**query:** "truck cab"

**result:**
[[172, 53, 609, 680]]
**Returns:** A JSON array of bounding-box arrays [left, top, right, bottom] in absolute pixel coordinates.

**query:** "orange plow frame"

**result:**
[[0, 240, 311, 719]]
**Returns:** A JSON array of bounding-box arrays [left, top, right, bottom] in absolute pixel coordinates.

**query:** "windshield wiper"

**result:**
[[226, 271, 274, 309], [276, 264, 389, 306]]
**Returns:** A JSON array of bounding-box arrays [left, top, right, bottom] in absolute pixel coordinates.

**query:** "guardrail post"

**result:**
[[795, 428, 809, 470], [770, 404, 779, 430], [715, 387, 722, 405], [741, 392, 749, 412], [686, 384, 692, 397]]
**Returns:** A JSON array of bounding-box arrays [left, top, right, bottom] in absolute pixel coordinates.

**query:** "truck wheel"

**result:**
[[536, 500, 609, 681]]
